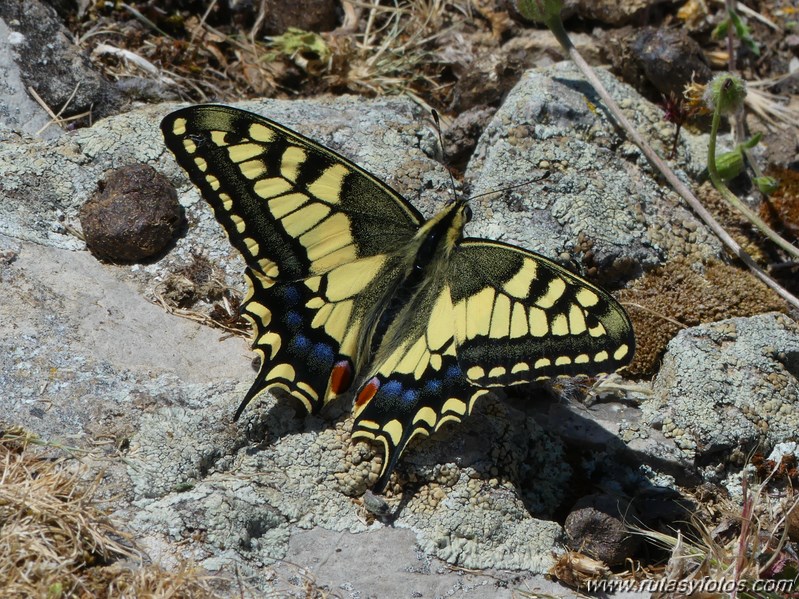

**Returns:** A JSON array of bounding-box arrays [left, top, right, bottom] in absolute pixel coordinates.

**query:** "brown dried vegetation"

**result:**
[[0, 426, 222, 598], [73, 1, 472, 107], [619, 257, 788, 377], [761, 167, 799, 239]]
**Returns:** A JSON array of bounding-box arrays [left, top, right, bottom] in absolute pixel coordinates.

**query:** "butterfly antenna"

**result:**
[[466, 170, 551, 204], [431, 109, 459, 203]]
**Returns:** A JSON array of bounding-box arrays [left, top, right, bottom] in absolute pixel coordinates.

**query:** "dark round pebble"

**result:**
[[80, 164, 183, 262]]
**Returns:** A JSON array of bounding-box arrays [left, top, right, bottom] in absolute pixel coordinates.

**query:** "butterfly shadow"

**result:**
[[516, 388, 700, 534], [234, 389, 332, 453], [389, 386, 699, 527]]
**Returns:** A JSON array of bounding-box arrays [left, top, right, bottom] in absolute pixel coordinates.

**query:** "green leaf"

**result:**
[[514, 0, 563, 24], [269, 27, 330, 60], [742, 132, 762, 149], [712, 18, 730, 40], [729, 10, 760, 56]]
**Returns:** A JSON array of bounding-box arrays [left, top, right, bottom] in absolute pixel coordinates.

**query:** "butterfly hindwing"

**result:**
[[351, 350, 478, 494], [161, 105, 423, 413], [349, 278, 479, 492], [349, 241, 633, 492], [449, 240, 634, 386]]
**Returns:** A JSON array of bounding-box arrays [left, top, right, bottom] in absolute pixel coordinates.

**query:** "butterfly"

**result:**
[[161, 105, 635, 494]]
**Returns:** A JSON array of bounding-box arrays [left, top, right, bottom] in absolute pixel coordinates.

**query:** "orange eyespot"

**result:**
[[356, 377, 381, 407]]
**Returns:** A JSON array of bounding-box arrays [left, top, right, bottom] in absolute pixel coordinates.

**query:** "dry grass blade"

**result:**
[[632, 464, 799, 598], [92, 43, 177, 85], [324, 0, 460, 96], [0, 427, 134, 596], [745, 82, 799, 129], [84, 562, 221, 598]]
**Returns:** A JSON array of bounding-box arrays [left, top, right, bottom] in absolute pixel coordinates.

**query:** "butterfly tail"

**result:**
[[233, 370, 269, 421]]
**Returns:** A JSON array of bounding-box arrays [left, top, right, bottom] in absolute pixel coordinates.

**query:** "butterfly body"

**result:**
[[356, 199, 467, 374], [161, 105, 634, 493]]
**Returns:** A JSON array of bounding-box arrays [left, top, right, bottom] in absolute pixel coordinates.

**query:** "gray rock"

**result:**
[[465, 62, 722, 283], [0, 17, 61, 140], [0, 0, 122, 122], [642, 313, 799, 481]]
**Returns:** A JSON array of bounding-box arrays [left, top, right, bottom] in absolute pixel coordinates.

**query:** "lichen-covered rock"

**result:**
[[465, 62, 721, 286], [126, 384, 570, 574], [643, 313, 799, 473]]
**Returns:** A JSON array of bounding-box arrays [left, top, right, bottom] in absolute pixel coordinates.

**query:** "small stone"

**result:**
[[254, 0, 339, 35], [563, 494, 640, 567], [604, 25, 711, 101], [575, 0, 670, 26], [785, 34, 799, 51], [362, 489, 391, 517], [788, 500, 799, 542], [441, 106, 497, 170], [80, 164, 183, 262]]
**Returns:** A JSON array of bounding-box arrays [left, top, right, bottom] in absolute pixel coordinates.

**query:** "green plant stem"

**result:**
[[707, 106, 799, 260], [724, 0, 748, 147], [545, 17, 799, 310]]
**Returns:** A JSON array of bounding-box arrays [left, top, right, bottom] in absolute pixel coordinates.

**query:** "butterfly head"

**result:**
[[444, 197, 472, 221], [434, 198, 472, 250]]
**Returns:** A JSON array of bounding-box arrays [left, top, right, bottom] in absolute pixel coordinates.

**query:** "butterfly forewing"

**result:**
[[161, 105, 423, 413], [161, 105, 423, 279]]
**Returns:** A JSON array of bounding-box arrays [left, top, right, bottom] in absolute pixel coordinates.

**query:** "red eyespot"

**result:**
[[355, 377, 381, 407], [330, 359, 353, 395]]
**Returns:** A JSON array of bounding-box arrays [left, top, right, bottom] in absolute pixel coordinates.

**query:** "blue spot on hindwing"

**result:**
[[445, 364, 462, 380], [381, 380, 403, 399], [280, 286, 301, 306], [423, 379, 442, 395], [289, 335, 310, 353], [311, 342, 334, 367], [285, 310, 303, 331], [401, 389, 419, 405]]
